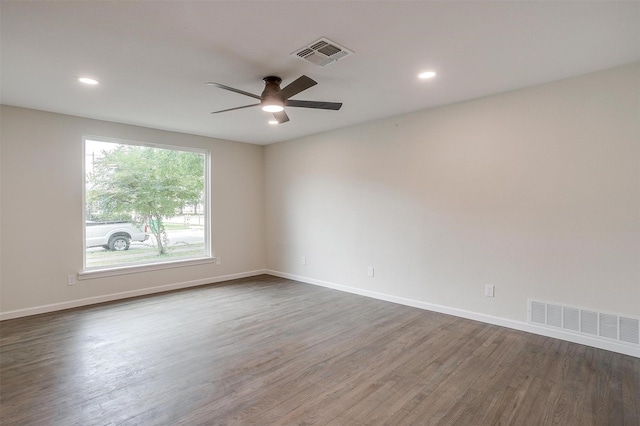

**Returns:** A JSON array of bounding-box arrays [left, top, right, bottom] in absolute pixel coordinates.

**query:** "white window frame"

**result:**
[[81, 135, 212, 277]]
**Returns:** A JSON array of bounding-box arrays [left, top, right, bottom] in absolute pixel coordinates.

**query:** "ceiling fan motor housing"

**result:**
[[261, 76, 284, 108]]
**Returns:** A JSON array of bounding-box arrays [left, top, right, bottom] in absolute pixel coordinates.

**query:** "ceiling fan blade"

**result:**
[[278, 75, 317, 100], [285, 100, 342, 110], [210, 104, 260, 114], [206, 82, 262, 100], [273, 111, 290, 124]]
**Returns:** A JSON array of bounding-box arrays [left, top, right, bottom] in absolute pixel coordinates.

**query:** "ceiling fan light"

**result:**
[[262, 104, 284, 113]]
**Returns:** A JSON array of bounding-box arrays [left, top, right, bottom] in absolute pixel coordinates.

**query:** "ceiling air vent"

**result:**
[[292, 38, 353, 67]]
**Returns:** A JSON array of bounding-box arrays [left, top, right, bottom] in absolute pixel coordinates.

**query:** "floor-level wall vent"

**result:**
[[547, 304, 562, 327], [620, 317, 640, 344], [528, 300, 639, 348], [581, 310, 598, 335], [531, 301, 546, 325], [599, 313, 618, 340], [562, 307, 580, 331]]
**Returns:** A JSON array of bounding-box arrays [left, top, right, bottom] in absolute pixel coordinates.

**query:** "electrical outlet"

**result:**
[[367, 266, 375, 277], [216, 257, 221, 265], [302, 256, 307, 265], [67, 274, 77, 286], [485, 284, 495, 298]]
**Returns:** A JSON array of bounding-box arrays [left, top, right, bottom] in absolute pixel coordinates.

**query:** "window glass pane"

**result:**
[[84, 138, 209, 270]]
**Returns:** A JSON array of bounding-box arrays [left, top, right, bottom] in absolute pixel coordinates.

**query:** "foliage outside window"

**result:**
[[84, 138, 210, 271]]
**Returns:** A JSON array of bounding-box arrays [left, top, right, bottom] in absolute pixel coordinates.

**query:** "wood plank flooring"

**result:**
[[1, 275, 638, 425]]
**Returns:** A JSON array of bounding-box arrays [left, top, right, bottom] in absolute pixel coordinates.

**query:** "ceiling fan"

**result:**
[[206, 75, 342, 124]]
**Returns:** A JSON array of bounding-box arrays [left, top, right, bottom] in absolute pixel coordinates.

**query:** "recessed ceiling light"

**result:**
[[78, 77, 99, 85], [268, 120, 279, 125], [418, 71, 436, 79]]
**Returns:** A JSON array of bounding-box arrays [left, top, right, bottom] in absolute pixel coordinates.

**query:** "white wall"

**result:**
[[0, 106, 266, 316], [265, 63, 640, 323]]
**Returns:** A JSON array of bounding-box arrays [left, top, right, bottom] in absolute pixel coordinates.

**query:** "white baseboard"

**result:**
[[0, 269, 267, 321], [266, 270, 640, 358]]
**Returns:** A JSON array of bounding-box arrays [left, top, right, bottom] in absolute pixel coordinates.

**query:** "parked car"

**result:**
[[86, 221, 149, 251]]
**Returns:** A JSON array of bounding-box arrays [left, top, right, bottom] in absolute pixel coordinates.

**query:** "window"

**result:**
[[84, 137, 210, 271]]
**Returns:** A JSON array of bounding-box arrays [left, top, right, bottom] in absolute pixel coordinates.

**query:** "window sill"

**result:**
[[79, 256, 216, 280]]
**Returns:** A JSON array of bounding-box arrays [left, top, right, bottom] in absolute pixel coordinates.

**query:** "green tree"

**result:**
[[87, 144, 205, 255]]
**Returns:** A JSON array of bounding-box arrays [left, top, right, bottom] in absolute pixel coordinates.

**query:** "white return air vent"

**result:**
[[292, 38, 353, 67], [529, 300, 639, 346]]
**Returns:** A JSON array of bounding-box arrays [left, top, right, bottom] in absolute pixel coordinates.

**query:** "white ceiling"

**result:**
[[1, 1, 639, 145]]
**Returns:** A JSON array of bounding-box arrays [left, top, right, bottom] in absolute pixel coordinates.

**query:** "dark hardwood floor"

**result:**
[[1, 275, 638, 425]]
